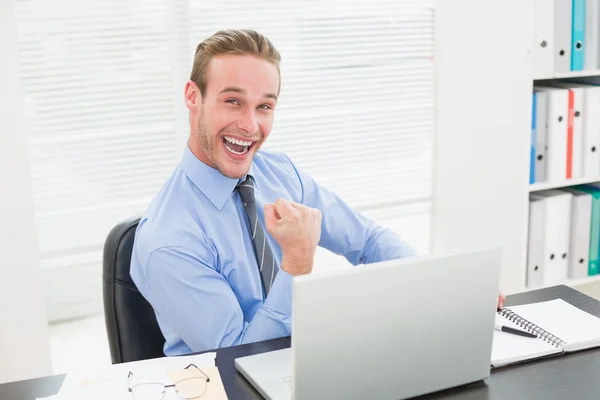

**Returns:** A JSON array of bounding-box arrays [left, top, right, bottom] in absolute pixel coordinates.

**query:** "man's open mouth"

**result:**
[[223, 136, 253, 155]]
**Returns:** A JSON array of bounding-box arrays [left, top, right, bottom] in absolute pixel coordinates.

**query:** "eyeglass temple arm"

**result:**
[[184, 363, 211, 382], [127, 365, 210, 388], [127, 371, 134, 391]]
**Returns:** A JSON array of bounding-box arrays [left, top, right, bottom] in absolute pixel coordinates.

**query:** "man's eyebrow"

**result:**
[[219, 86, 278, 101], [219, 86, 246, 95], [264, 92, 278, 101]]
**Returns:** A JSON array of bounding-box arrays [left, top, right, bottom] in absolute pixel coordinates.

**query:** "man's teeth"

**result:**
[[224, 136, 252, 146], [224, 142, 249, 155]]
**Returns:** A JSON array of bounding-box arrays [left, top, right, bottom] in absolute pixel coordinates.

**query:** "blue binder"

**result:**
[[571, 0, 586, 71], [530, 92, 537, 184]]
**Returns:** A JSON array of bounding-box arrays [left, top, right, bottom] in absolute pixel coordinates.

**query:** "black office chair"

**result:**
[[102, 216, 166, 364]]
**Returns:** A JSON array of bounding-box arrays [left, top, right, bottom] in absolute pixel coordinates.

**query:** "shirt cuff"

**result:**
[[264, 269, 293, 315]]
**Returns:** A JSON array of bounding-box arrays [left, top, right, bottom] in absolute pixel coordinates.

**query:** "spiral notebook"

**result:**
[[491, 299, 600, 367]]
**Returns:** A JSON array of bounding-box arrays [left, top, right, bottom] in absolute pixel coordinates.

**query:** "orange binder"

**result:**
[[567, 89, 574, 179]]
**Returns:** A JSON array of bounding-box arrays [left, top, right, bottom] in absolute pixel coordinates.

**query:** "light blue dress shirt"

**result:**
[[130, 144, 417, 356]]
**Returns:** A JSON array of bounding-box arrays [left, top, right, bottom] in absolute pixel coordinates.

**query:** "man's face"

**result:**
[[186, 54, 279, 179]]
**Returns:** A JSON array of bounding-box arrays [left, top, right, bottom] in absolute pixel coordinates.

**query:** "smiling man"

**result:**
[[130, 29, 504, 356]]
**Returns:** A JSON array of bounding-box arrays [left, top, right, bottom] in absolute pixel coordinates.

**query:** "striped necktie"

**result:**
[[236, 176, 278, 296]]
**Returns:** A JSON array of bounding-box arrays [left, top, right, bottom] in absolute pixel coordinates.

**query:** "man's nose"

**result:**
[[237, 108, 259, 134]]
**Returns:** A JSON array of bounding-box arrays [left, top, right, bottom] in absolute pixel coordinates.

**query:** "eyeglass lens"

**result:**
[[175, 377, 208, 399]]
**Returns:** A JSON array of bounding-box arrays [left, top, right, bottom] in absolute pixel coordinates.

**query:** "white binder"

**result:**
[[570, 87, 584, 179], [532, 190, 573, 286], [535, 90, 548, 182], [527, 196, 546, 288], [583, 85, 600, 177], [534, 86, 569, 182], [562, 188, 592, 279], [585, 0, 600, 70], [533, 0, 555, 79], [554, 0, 573, 73]]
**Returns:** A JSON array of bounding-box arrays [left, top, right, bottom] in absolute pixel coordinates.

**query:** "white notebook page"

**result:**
[[491, 313, 560, 367], [507, 299, 600, 352]]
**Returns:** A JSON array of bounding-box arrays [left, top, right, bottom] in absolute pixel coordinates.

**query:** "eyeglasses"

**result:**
[[128, 363, 211, 400]]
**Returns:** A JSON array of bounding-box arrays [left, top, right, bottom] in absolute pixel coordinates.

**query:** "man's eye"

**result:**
[[259, 104, 272, 110], [226, 99, 240, 106]]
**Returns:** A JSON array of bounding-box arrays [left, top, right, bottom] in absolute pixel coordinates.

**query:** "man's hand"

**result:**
[[497, 291, 506, 310], [264, 198, 322, 276]]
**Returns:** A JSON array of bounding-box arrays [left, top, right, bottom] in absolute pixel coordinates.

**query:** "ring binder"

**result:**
[[498, 308, 565, 347]]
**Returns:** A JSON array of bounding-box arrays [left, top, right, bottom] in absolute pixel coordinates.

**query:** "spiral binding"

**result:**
[[498, 308, 565, 348]]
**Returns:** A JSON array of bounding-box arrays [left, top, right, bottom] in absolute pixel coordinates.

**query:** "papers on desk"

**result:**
[[60, 352, 216, 392], [37, 352, 228, 399]]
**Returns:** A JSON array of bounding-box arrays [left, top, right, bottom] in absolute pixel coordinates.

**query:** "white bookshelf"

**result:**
[[527, 75, 600, 289], [532, 275, 600, 293], [431, 0, 600, 295], [536, 69, 600, 80], [530, 176, 600, 192], [561, 274, 600, 288]]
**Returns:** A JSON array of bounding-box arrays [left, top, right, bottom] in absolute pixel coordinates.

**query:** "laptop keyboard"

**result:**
[[282, 376, 293, 388]]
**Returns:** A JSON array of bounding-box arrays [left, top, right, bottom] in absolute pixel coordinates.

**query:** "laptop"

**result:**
[[235, 246, 501, 400]]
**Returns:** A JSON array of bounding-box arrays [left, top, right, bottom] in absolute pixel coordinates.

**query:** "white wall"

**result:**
[[0, 0, 53, 383], [431, 0, 533, 294]]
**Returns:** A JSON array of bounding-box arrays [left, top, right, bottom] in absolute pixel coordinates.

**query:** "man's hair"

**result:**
[[190, 29, 281, 96]]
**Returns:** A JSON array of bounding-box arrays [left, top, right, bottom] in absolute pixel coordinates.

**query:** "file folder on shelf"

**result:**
[[530, 190, 573, 286], [534, 86, 569, 182], [535, 90, 549, 182], [547, 82, 600, 177], [582, 84, 600, 177], [562, 188, 592, 279], [554, 0, 573, 73], [567, 86, 583, 179], [527, 196, 546, 288], [585, 0, 600, 70], [531, 92, 537, 184], [533, 0, 555, 78], [575, 184, 600, 276], [537, 82, 584, 180], [571, 0, 586, 71]]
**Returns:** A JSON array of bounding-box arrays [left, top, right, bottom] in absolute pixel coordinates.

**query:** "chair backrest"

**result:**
[[102, 217, 165, 363]]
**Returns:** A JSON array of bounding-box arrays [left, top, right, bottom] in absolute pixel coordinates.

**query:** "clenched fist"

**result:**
[[264, 198, 322, 276]]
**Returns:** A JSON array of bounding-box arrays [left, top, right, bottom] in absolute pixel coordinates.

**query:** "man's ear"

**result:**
[[184, 81, 201, 112]]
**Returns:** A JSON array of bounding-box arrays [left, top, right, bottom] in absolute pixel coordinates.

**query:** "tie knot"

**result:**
[[236, 176, 255, 204]]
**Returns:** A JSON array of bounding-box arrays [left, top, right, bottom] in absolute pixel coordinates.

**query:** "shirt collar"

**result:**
[[180, 144, 258, 210]]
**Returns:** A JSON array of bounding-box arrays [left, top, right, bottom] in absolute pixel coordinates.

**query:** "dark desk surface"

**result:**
[[3, 284, 600, 400]]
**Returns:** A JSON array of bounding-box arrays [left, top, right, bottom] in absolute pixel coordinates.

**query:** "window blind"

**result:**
[[184, 0, 435, 210], [13, 0, 435, 322], [14, 0, 183, 321]]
